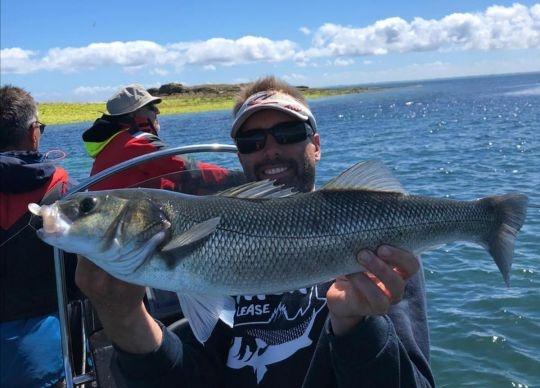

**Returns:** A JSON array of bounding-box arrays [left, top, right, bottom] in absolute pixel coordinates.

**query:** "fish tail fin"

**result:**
[[480, 194, 528, 286]]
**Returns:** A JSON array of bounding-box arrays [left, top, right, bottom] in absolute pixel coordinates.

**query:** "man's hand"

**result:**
[[326, 245, 420, 336], [76, 256, 162, 353]]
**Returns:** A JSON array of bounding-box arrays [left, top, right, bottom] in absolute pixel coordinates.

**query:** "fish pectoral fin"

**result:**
[[321, 160, 406, 193], [176, 293, 235, 343], [217, 180, 296, 199], [161, 217, 220, 253]]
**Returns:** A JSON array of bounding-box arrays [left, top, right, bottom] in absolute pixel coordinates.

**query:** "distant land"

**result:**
[[39, 83, 370, 125], [146, 82, 368, 99]]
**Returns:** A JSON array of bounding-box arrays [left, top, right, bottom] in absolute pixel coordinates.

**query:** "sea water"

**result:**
[[41, 72, 540, 387]]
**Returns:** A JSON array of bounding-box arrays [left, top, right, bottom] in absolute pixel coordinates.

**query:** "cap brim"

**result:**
[[231, 105, 309, 137], [107, 95, 162, 116]]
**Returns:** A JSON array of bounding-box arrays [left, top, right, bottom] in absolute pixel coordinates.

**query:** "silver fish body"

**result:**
[[126, 189, 523, 294], [31, 160, 528, 342]]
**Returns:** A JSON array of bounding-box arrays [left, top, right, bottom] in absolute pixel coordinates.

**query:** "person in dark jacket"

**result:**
[[0, 85, 79, 387], [75, 77, 435, 387], [82, 84, 230, 191]]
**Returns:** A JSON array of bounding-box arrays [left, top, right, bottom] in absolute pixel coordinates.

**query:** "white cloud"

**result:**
[[71, 83, 161, 101], [73, 85, 118, 96], [71, 85, 120, 101], [333, 57, 355, 66], [298, 3, 540, 60], [150, 68, 170, 76], [177, 36, 297, 66], [46, 41, 166, 72], [0, 41, 167, 74], [1, 36, 297, 74], [1, 3, 538, 76], [282, 73, 307, 83], [0, 48, 40, 73]]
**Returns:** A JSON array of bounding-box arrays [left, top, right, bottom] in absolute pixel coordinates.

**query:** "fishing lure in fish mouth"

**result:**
[[29, 203, 71, 235], [29, 160, 529, 343]]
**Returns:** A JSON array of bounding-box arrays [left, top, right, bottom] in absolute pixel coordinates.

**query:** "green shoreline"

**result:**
[[39, 88, 367, 126]]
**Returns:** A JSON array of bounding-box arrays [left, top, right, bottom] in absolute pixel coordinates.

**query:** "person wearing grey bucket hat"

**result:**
[[105, 84, 163, 135], [106, 84, 162, 116], [81, 84, 231, 191]]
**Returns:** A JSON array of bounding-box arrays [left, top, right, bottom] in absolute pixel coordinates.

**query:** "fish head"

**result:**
[[29, 192, 171, 276]]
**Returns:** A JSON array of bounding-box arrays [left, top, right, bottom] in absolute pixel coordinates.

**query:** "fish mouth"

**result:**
[[36, 228, 64, 243], [28, 203, 71, 238]]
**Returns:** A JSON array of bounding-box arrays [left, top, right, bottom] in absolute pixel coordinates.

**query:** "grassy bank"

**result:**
[[39, 97, 234, 126], [39, 89, 366, 126]]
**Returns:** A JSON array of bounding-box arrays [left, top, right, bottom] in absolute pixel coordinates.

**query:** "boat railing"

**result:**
[[55, 144, 238, 387]]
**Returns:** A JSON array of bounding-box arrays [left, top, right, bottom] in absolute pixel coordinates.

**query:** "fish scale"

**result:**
[[152, 191, 499, 295]]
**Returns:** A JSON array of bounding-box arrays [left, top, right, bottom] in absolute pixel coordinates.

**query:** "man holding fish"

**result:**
[[74, 77, 436, 387]]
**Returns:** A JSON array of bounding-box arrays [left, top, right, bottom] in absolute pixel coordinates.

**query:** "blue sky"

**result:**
[[1, 0, 539, 102]]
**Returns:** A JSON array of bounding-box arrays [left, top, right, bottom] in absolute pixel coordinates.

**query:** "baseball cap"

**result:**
[[231, 90, 317, 138], [106, 84, 162, 116]]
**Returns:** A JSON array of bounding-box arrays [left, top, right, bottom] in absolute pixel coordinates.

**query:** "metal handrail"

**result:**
[[55, 247, 73, 387], [54, 144, 238, 387], [64, 143, 238, 197]]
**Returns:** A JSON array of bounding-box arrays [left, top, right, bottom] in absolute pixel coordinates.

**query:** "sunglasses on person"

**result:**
[[144, 104, 160, 114], [234, 121, 315, 155], [30, 121, 46, 134]]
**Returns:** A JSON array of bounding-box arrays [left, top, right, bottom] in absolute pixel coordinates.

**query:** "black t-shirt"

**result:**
[[225, 285, 330, 386], [115, 269, 435, 387]]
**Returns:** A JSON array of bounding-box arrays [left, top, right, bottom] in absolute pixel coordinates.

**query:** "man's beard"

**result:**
[[248, 155, 316, 193]]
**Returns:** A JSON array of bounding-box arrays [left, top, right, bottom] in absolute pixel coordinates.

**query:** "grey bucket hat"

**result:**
[[106, 84, 162, 116]]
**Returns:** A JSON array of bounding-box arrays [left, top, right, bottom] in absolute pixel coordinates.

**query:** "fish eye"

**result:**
[[79, 197, 98, 214]]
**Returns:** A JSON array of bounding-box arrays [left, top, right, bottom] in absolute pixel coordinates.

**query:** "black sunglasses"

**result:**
[[144, 104, 159, 113], [235, 121, 314, 154], [30, 121, 46, 134]]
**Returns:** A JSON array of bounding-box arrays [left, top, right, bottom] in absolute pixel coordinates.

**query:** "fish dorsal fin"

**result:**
[[176, 293, 235, 343], [322, 160, 406, 193], [217, 180, 296, 199], [161, 217, 220, 253]]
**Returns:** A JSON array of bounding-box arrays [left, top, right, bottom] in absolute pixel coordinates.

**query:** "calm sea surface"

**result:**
[[41, 73, 540, 387]]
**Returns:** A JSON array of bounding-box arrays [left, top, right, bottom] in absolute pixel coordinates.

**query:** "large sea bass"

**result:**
[[30, 161, 528, 342]]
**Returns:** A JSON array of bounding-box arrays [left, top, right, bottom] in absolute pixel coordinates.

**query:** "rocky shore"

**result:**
[[147, 82, 368, 99]]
